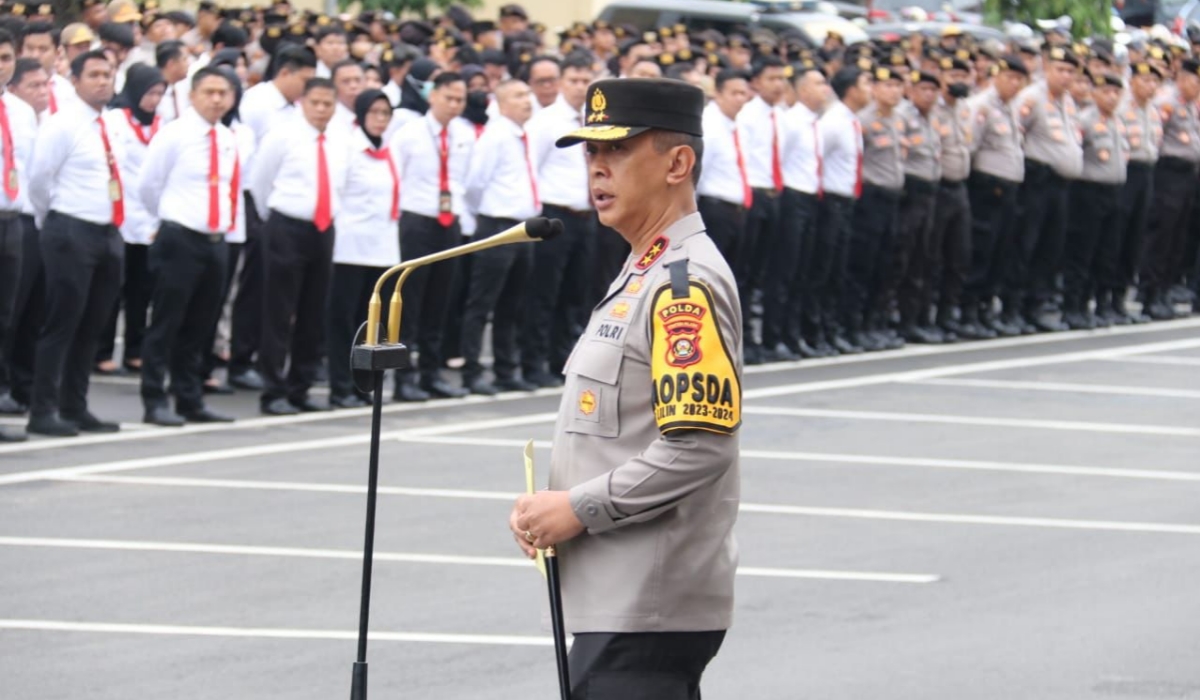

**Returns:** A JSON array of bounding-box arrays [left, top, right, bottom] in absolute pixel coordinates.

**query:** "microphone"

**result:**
[[364, 217, 564, 346]]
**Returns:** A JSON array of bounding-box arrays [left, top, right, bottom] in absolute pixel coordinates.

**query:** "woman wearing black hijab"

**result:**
[[326, 90, 403, 407], [95, 63, 167, 375]]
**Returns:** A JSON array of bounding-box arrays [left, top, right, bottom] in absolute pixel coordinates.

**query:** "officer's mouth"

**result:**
[[593, 190, 615, 211]]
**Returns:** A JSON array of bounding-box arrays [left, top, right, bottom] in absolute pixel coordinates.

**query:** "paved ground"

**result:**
[[3, 318, 1200, 699]]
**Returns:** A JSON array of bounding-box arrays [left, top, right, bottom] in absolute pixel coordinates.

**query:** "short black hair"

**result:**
[[750, 54, 784, 78], [714, 67, 748, 92], [314, 25, 346, 43], [70, 49, 110, 79], [664, 63, 693, 81], [831, 65, 865, 99], [303, 76, 335, 95], [790, 64, 824, 86], [12, 57, 48, 86], [20, 21, 57, 48], [276, 45, 317, 73], [156, 39, 185, 68], [330, 58, 362, 81], [528, 55, 560, 73], [432, 71, 464, 89], [561, 50, 593, 73], [191, 65, 237, 92], [0, 28, 13, 51], [211, 21, 248, 49]]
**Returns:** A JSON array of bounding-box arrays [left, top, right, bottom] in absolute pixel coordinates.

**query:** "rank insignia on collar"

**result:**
[[636, 236, 668, 270]]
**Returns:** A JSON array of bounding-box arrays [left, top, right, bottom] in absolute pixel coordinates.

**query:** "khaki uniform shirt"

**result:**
[[1119, 98, 1163, 164], [1155, 88, 1200, 163], [1079, 106, 1129, 184], [1016, 82, 1084, 178], [552, 211, 743, 634], [967, 87, 1025, 183], [932, 98, 973, 182], [858, 104, 906, 190], [900, 102, 942, 182]]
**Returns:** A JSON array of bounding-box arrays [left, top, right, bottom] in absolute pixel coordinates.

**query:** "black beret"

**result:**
[[1045, 45, 1081, 67], [873, 65, 903, 82], [556, 78, 705, 148], [1131, 61, 1165, 79], [910, 70, 939, 86], [1091, 71, 1123, 89], [939, 55, 971, 72], [498, 3, 527, 19], [993, 54, 1030, 77]]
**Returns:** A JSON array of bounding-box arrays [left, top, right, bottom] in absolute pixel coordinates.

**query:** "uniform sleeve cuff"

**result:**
[[569, 476, 619, 533]]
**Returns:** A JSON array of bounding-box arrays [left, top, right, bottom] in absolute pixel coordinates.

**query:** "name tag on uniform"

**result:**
[[438, 191, 452, 213], [109, 179, 122, 202]]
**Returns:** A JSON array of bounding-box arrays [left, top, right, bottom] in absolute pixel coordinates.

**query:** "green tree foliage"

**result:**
[[336, 0, 482, 19], [984, 0, 1114, 38]]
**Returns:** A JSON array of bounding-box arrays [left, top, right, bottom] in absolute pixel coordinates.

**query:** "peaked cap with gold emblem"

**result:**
[[555, 78, 705, 148]]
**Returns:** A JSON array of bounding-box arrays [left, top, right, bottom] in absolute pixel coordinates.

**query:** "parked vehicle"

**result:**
[[863, 20, 1006, 43], [596, 0, 870, 48]]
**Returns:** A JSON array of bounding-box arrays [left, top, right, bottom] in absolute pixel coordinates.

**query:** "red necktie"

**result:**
[[732, 126, 752, 209], [0, 98, 17, 201], [123, 109, 158, 145], [313, 133, 332, 232], [206, 128, 220, 230], [96, 117, 124, 227], [229, 150, 240, 232], [519, 131, 540, 211], [852, 118, 863, 199], [770, 109, 784, 193], [813, 120, 824, 199], [365, 146, 400, 221], [437, 126, 453, 227], [48, 88, 57, 115]]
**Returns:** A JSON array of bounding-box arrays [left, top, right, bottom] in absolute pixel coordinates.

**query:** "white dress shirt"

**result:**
[[328, 102, 357, 140], [390, 111, 474, 219], [782, 102, 823, 195], [226, 121, 256, 244], [818, 100, 862, 199], [697, 102, 749, 205], [28, 101, 124, 227], [382, 80, 401, 108], [239, 80, 295, 145], [0, 90, 39, 213], [249, 117, 349, 223], [103, 107, 160, 244], [157, 79, 193, 124], [47, 73, 81, 117], [465, 113, 540, 221], [737, 95, 784, 190], [384, 106, 421, 144], [137, 108, 240, 235], [334, 129, 402, 267], [526, 94, 591, 211]]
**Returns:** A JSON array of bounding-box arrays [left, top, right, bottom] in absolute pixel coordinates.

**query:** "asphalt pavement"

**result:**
[[2, 317, 1200, 699]]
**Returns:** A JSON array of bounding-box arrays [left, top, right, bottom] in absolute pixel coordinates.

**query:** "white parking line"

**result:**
[[741, 406, 1200, 438], [0, 536, 940, 583], [0, 619, 553, 647], [912, 377, 1200, 400], [1095, 355, 1200, 368]]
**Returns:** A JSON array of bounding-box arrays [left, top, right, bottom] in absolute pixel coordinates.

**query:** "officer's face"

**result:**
[[0, 42, 14, 88], [993, 70, 1027, 102], [1130, 72, 1160, 102], [714, 76, 749, 120], [1045, 60, 1076, 93], [528, 60, 560, 107], [333, 64, 364, 108], [1178, 72, 1200, 101], [752, 66, 787, 103], [796, 70, 830, 113], [872, 78, 903, 109], [585, 131, 693, 233], [560, 66, 592, 110], [363, 97, 392, 139], [278, 66, 316, 103], [497, 80, 532, 125], [315, 32, 349, 66], [1069, 75, 1091, 106], [1093, 84, 1121, 114], [302, 85, 337, 131], [429, 79, 467, 123], [139, 82, 167, 114], [11, 66, 50, 114], [71, 55, 115, 110], [19, 31, 56, 72], [190, 73, 233, 124], [911, 81, 938, 111]]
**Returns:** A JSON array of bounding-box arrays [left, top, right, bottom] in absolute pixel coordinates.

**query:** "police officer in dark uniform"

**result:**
[[1113, 60, 1163, 324]]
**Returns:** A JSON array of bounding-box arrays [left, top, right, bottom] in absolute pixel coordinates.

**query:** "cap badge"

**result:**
[[587, 88, 609, 124]]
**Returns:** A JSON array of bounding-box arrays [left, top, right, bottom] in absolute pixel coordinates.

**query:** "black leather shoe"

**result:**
[[229, 369, 265, 391], [0, 392, 28, 415], [0, 426, 28, 442], [330, 394, 369, 409], [899, 324, 939, 344], [1062, 310, 1095, 330], [830, 335, 863, 355], [852, 331, 886, 352], [422, 378, 469, 399], [144, 406, 185, 427], [743, 343, 764, 365], [466, 378, 499, 396], [794, 339, 821, 359], [1147, 301, 1176, 320], [523, 371, 563, 389], [394, 381, 431, 402], [64, 411, 120, 433], [28, 414, 80, 437], [494, 377, 539, 392], [1031, 312, 1069, 333], [181, 407, 236, 423], [810, 339, 837, 357], [290, 398, 329, 412], [261, 398, 300, 416], [203, 381, 236, 395], [762, 343, 800, 362]]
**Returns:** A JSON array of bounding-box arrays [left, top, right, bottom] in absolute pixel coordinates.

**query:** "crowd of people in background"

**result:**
[[0, 0, 1198, 442]]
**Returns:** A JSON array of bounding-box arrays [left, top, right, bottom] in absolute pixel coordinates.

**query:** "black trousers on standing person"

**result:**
[[201, 240, 244, 384], [929, 180, 971, 323], [845, 183, 902, 338], [461, 215, 534, 384], [258, 211, 335, 408], [96, 242, 152, 367], [0, 215, 21, 386], [569, 631, 726, 700], [522, 204, 592, 382], [894, 177, 939, 331], [140, 222, 228, 414], [1062, 180, 1122, 315], [1, 215, 43, 406], [765, 188, 817, 351], [327, 262, 390, 402], [1116, 162, 1155, 297], [1141, 157, 1199, 305], [816, 193, 856, 343], [1010, 159, 1070, 315], [29, 212, 124, 421], [395, 211, 461, 386], [229, 192, 264, 378], [697, 196, 745, 266], [738, 188, 781, 352], [963, 171, 1021, 312]]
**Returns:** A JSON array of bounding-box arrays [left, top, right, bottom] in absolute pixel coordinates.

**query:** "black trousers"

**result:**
[[964, 171, 1021, 309], [697, 196, 745, 266], [327, 262, 389, 400], [1141, 157, 1199, 297], [846, 183, 902, 332], [894, 177, 939, 327], [229, 192, 264, 377], [0, 216, 21, 386], [461, 215, 533, 382], [30, 212, 124, 419], [1061, 180, 1123, 309], [97, 242, 153, 364], [521, 204, 593, 377], [738, 188, 781, 343], [201, 240, 244, 382], [816, 193, 856, 338], [765, 188, 817, 349], [1011, 159, 1069, 311], [569, 631, 726, 700], [140, 223, 229, 412], [258, 211, 334, 406], [929, 180, 971, 318], [1, 215, 42, 403], [1116, 162, 1154, 293], [396, 211, 460, 383]]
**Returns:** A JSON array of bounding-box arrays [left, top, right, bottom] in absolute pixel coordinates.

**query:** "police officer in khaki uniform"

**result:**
[[509, 78, 741, 699], [1114, 61, 1164, 324]]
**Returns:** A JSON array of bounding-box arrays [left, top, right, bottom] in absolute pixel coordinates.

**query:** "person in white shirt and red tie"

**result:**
[[154, 40, 192, 124], [249, 77, 348, 415], [26, 50, 126, 437], [389, 71, 474, 402], [460, 78, 541, 396], [697, 68, 751, 267], [136, 67, 242, 427]]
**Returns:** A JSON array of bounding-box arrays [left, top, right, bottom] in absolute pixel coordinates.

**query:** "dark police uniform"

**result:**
[[928, 64, 976, 337], [1114, 63, 1163, 323], [550, 78, 741, 700]]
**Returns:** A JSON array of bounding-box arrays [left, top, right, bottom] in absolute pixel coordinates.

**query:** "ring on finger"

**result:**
[[524, 530, 535, 543]]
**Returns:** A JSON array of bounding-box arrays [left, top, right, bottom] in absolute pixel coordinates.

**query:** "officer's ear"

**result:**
[[652, 131, 700, 187]]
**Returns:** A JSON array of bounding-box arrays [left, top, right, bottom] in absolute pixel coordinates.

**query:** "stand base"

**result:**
[[350, 661, 367, 700], [351, 343, 410, 372]]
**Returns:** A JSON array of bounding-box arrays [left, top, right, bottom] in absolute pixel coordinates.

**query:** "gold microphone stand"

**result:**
[[348, 216, 562, 700]]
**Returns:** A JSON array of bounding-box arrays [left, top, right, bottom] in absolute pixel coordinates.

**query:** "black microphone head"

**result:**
[[525, 217, 563, 240]]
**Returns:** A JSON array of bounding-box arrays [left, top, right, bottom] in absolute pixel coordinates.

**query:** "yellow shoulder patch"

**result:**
[[649, 278, 741, 435]]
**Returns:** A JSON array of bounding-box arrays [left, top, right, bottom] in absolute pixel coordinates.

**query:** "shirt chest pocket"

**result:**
[[565, 340, 624, 438]]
